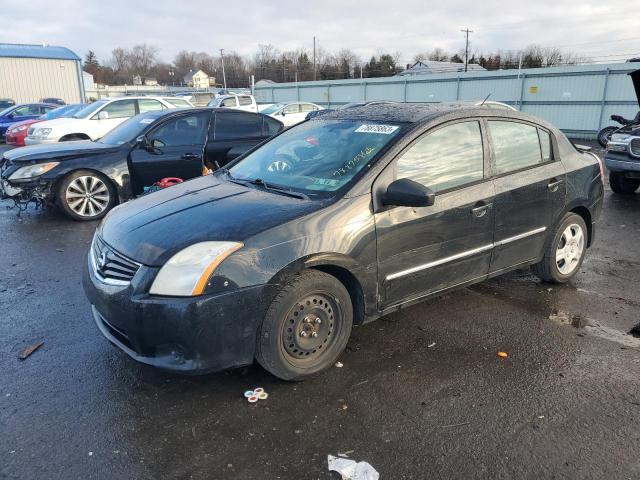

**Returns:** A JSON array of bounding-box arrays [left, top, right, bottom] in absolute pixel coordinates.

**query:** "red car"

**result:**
[[5, 104, 83, 146]]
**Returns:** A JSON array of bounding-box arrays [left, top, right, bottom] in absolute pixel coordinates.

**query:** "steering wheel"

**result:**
[[266, 154, 296, 174]]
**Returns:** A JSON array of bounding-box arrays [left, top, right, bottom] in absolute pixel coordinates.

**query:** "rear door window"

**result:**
[[263, 116, 283, 136], [214, 112, 263, 140], [300, 103, 317, 112], [238, 96, 253, 106], [396, 121, 485, 192], [100, 99, 137, 119], [489, 121, 543, 174], [221, 97, 238, 107], [283, 104, 301, 114], [138, 99, 165, 113], [538, 128, 553, 162]]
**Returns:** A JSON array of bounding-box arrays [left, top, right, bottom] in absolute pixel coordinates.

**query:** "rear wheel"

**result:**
[[56, 170, 116, 221], [609, 172, 639, 195], [256, 270, 353, 380], [532, 213, 587, 283]]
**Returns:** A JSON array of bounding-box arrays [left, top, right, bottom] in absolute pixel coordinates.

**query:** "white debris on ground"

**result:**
[[328, 454, 379, 480]]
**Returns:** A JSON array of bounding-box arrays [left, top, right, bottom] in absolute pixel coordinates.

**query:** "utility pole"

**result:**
[[460, 28, 473, 72], [313, 36, 316, 81], [219, 48, 227, 89]]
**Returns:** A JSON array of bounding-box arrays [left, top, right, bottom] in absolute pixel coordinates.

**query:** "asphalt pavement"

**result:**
[[1, 143, 640, 479]]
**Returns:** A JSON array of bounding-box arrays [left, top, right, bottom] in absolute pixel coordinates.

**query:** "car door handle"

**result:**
[[182, 153, 200, 160], [547, 178, 563, 192], [471, 202, 492, 218]]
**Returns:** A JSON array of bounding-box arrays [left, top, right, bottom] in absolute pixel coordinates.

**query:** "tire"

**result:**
[[597, 126, 617, 148], [532, 213, 588, 283], [56, 170, 117, 221], [256, 270, 353, 381], [609, 171, 640, 195]]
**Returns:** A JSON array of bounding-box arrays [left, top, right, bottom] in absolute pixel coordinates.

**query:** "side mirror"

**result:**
[[383, 178, 435, 207], [97, 111, 109, 120], [280, 111, 286, 116]]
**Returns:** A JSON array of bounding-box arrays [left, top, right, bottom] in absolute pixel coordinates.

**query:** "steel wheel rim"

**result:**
[[282, 293, 338, 362], [556, 223, 584, 275], [65, 175, 109, 217]]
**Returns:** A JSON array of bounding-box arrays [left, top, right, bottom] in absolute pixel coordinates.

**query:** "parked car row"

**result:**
[[5, 104, 84, 146], [0, 103, 59, 138]]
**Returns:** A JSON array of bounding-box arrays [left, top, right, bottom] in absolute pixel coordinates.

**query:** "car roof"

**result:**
[[315, 101, 542, 125]]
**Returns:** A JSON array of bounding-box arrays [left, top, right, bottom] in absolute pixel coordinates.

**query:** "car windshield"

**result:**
[[43, 104, 83, 120], [98, 113, 160, 145], [0, 106, 16, 116], [229, 119, 403, 195], [260, 104, 285, 115], [73, 100, 108, 118]]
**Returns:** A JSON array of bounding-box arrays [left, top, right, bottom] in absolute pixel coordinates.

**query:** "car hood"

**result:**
[[7, 118, 40, 131], [100, 174, 324, 266], [29, 117, 83, 132], [3, 140, 116, 163]]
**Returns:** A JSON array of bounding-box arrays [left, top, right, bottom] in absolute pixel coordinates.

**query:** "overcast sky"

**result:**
[[1, 0, 638, 65]]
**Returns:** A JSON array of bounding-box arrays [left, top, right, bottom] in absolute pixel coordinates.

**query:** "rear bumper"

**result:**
[[83, 250, 272, 374]]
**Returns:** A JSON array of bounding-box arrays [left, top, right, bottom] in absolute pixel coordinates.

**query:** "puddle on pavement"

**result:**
[[548, 309, 640, 348]]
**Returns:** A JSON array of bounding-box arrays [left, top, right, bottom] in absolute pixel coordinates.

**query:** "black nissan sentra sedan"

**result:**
[[0, 108, 283, 220], [83, 103, 604, 380]]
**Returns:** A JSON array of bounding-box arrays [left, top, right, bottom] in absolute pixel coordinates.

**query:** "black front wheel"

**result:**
[[609, 172, 640, 195], [256, 270, 353, 380]]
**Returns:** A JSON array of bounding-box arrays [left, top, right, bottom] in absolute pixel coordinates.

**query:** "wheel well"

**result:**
[[570, 206, 592, 247], [59, 133, 91, 141], [53, 169, 119, 204], [311, 264, 366, 325]]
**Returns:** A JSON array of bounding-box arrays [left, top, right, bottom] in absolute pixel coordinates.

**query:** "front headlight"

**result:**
[[10, 125, 28, 133], [31, 128, 51, 138], [149, 241, 243, 296], [8, 162, 59, 180], [610, 133, 631, 143]]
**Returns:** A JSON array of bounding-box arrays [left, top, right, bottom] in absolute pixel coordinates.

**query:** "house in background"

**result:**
[[397, 60, 486, 76], [144, 78, 158, 86], [183, 69, 213, 89]]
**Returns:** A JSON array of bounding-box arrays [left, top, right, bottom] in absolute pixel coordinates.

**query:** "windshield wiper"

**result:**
[[245, 178, 309, 200]]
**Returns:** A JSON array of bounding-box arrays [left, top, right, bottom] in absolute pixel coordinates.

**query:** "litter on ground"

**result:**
[[328, 454, 379, 480], [497, 351, 508, 358], [18, 341, 44, 360]]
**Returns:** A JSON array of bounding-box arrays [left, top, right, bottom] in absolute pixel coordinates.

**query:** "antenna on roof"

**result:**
[[480, 93, 491, 106]]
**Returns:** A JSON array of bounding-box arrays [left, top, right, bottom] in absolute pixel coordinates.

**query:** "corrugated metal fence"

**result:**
[[254, 63, 639, 139]]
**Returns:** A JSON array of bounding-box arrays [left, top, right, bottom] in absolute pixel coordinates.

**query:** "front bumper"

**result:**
[[24, 137, 58, 146], [5, 131, 26, 146], [604, 152, 640, 174], [83, 245, 273, 374]]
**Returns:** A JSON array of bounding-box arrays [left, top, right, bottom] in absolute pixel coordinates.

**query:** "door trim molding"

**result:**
[[494, 226, 547, 246], [385, 226, 547, 281], [386, 244, 493, 281]]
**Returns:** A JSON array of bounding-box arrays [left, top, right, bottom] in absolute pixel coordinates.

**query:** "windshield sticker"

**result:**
[[355, 124, 399, 135], [311, 177, 340, 187], [333, 146, 376, 178], [139, 118, 154, 124]]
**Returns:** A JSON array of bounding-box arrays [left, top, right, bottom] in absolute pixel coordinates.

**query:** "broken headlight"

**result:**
[[8, 162, 59, 181]]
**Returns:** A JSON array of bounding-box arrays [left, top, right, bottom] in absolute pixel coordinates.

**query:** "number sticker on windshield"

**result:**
[[355, 124, 399, 135]]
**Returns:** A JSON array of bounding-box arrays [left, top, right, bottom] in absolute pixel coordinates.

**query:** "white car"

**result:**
[[208, 94, 258, 113], [260, 102, 323, 127], [25, 96, 193, 145]]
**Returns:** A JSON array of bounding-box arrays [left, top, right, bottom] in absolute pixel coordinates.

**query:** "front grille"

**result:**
[[630, 138, 640, 158], [91, 236, 140, 285], [27, 127, 34, 136]]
